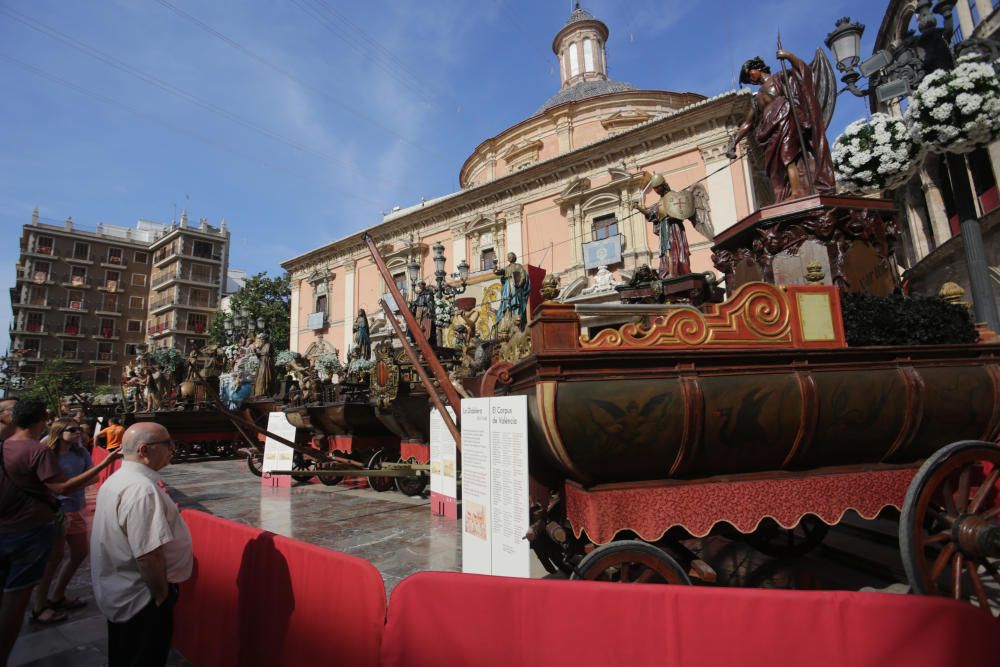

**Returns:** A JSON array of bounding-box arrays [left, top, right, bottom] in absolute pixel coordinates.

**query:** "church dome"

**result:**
[[538, 79, 636, 113]]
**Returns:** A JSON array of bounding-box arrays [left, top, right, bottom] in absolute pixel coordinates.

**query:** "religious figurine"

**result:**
[[410, 280, 436, 342], [495, 252, 530, 330], [252, 333, 273, 397], [726, 49, 837, 202], [632, 175, 691, 279], [353, 309, 371, 359]]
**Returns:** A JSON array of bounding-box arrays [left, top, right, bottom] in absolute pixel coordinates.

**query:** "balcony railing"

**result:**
[[11, 322, 47, 334], [61, 275, 92, 288], [100, 255, 127, 268], [98, 281, 124, 292], [93, 351, 119, 363], [61, 300, 86, 311], [95, 328, 120, 339], [61, 350, 79, 360], [95, 304, 123, 315], [57, 325, 87, 337], [151, 268, 219, 287], [26, 245, 56, 257], [67, 253, 95, 263], [150, 295, 219, 311]]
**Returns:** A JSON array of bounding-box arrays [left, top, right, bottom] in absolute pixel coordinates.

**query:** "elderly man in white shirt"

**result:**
[[90, 422, 192, 667]]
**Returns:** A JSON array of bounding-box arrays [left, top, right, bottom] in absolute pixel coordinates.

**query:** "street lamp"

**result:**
[[429, 241, 467, 298], [256, 316, 266, 331], [406, 257, 421, 288], [825, 4, 1000, 331]]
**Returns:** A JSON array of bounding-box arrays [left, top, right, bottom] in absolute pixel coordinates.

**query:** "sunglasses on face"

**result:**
[[63, 427, 81, 434]]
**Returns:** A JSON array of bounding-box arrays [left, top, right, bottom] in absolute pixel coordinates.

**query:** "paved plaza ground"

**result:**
[[11, 456, 910, 666]]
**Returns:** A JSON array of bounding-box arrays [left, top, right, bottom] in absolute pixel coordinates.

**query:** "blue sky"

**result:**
[[1, 0, 889, 340]]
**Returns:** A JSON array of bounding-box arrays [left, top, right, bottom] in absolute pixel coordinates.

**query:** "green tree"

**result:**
[[22, 359, 95, 415], [209, 272, 291, 351]]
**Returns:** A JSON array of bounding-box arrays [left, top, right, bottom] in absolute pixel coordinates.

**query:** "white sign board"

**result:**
[[262, 412, 296, 473], [461, 396, 530, 578], [430, 407, 458, 516]]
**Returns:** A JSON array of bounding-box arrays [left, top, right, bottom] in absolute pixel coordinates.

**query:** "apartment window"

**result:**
[[189, 287, 210, 308], [568, 41, 579, 76], [131, 273, 146, 287], [70, 266, 87, 286], [592, 213, 619, 241], [190, 263, 213, 283], [101, 294, 119, 313], [28, 286, 47, 305], [393, 273, 408, 301], [107, 247, 124, 264], [95, 367, 111, 384], [25, 312, 44, 333], [187, 313, 208, 334], [63, 315, 81, 335], [73, 242, 90, 260], [22, 339, 41, 357], [192, 240, 214, 259], [480, 248, 498, 272], [105, 270, 120, 289], [126, 319, 143, 333], [32, 261, 50, 283], [61, 340, 78, 359], [583, 38, 594, 72], [99, 318, 115, 337], [35, 236, 54, 255], [129, 296, 144, 310], [134, 251, 148, 264], [125, 343, 139, 356], [66, 290, 84, 310], [97, 341, 114, 361]]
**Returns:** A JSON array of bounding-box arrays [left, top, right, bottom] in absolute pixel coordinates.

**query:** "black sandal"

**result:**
[[29, 607, 68, 624], [48, 596, 87, 610]]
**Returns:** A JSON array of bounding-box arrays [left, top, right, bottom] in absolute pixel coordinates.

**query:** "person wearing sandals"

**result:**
[[30, 418, 114, 623], [0, 399, 120, 666]]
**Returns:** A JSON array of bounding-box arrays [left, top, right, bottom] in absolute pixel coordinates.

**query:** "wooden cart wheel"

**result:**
[[744, 515, 830, 559], [245, 449, 263, 477], [290, 452, 316, 484], [394, 458, 428, 497], [317, 466, 342, 486], [900, 440, 1000, 614], [570, 540, 691, 585], [366, 451, 395, 493]]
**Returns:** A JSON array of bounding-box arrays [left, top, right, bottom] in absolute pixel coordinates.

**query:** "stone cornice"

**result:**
[[280, 90, 750, 274]]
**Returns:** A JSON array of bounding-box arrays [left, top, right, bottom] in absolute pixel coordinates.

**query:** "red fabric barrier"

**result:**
[[89, 446, 120, 488], [382, 572, 1000, 667], [174, 510, 385, 667]]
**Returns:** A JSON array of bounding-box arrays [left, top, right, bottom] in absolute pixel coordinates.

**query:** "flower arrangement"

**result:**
[[315, 351, 342, 378], [222, 344, 242, 361], [434, 295, 456, 329], [832, 113, 921, 192], [233, 353, 259, 380], [906, 58, 1000, 154], [347, 356, 374, 374], [275, 349, 296, 369]]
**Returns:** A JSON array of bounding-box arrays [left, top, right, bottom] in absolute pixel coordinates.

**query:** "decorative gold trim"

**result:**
[[536, 381, 589, 482], [580, 282, 795, 350]]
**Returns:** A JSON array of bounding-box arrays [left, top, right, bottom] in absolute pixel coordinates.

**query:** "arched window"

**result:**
[[569, 42, 580, 76], [583, 38, 594, 72]]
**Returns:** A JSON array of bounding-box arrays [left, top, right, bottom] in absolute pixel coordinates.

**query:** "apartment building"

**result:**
[[8, 209, 231, 386], [147, 212, 230, 353]]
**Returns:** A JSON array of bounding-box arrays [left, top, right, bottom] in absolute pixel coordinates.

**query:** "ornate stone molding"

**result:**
[[600, 109, 652, 132], [501, 139, 544, 172]]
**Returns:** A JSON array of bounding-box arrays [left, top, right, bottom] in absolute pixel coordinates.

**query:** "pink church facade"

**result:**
[[282, 7, 763, 360]]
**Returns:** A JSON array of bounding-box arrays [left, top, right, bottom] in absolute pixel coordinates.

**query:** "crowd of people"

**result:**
[[0, 399, 192, 667]]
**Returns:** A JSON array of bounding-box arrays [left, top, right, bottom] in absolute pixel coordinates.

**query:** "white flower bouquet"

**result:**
[[275, 349, 296, 369], [434, 296, 456, 329], [832, 113, 921, 192], [907, 58, 1000, 154], [315, 351, 342, 378]]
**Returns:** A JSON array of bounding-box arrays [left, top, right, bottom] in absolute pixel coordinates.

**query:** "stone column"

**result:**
[[289, 280, 300, 353], [699, 136, 740, 236], [343, 263, 355, 354], [902, 182, 932, 262], [504, 206, 524, 260], [919, 162, 954, 247], [555, 112, 573, 154], [570, 203, 584, 270]]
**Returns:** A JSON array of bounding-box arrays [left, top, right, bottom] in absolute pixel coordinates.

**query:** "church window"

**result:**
[[569, 42, 580, 76], [583, 38, 594, 72], [592, 213, 618, 240], [393, 272, 408, 300], [481, 249, 498, 272]]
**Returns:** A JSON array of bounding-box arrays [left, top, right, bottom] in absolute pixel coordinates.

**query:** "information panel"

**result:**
[[461, 396, 530, 578], [262, 412, 296, 474], [429, 407, 458, 518]]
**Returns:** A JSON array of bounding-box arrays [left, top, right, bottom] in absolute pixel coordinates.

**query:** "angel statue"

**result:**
[[726, 49, 837, 202]]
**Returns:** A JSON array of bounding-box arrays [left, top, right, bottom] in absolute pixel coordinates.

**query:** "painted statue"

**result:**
[[726, 49, 837, 202], [495, 252, 530, 330], [353, 309, 371, 359], [632, 175, 691, 279], [252, 333, 273, 397], [411, 280, 436, 342]]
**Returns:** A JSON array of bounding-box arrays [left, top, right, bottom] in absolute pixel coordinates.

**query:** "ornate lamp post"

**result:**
[[430, 241, 469, 298], [825, 4, 1000, 332]]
